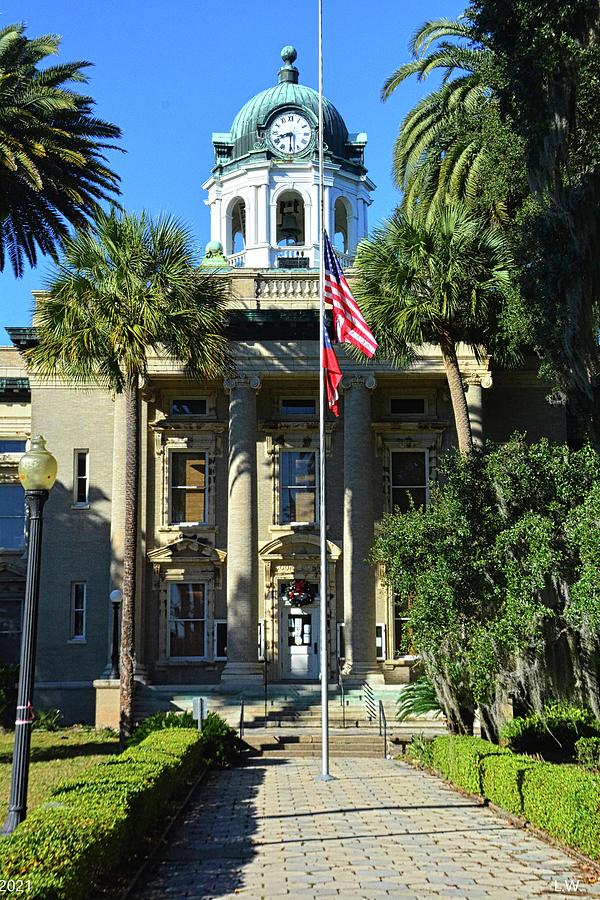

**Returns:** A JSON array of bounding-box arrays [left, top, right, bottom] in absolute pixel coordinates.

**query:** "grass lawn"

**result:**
[[0, 727, 119, 820]]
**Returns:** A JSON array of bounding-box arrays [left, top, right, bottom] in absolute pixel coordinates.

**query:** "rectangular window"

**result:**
[[390, 397, 426, 416], [280, 398, 317, 417], [336, 623, 345, 662], [169, 451, 207, 525], [73, 450, 89, 505], [0, 439, 27, 453], [394, 594, 413, 657], [390, 450, 428, 513], [214, 619, 227, 660], [0, 484, 25, 549], [376, 623, 387, 661], [168, 582, 206, 658], [0, 598, 22, 664], [171, 398, 207, 416], [280, 450, 317, 524], [70, 582, 87, 641], [258, 619, 265, 661]]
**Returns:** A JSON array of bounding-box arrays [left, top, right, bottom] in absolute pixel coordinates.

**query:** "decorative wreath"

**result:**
[[284, 579, 316, 607]]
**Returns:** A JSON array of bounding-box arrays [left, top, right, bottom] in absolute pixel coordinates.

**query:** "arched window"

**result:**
[[334, 197, 349, 253], [231, 199, 246, 253], [276, 191, 305, 246]]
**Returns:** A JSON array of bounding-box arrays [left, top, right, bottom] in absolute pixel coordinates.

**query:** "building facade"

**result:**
[[5, 48, 567, 723]]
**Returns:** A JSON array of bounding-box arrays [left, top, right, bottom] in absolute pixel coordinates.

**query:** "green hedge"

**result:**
[[500, 703, 600, 758], [575, 737, 600, 771], [0, 728, 207, 898], [416, 735, 600, 860], [430, 735, 509, 794]]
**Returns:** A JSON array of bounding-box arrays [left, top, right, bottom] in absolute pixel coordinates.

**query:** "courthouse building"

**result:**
[[2, 48, 567, 722]]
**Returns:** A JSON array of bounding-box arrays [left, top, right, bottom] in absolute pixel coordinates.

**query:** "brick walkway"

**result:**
[[134, 757, 600, 899]]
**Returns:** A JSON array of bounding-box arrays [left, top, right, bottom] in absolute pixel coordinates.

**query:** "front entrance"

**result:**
[[281, 605, 320, 680]]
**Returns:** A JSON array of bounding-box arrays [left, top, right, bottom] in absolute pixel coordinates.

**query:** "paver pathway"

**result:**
[[134, 757, 600, 899]]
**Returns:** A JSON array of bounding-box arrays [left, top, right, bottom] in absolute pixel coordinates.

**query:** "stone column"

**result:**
[[466, 373, 492, 449], [221, 375, 263, 682], [342, 375, 382, 682]]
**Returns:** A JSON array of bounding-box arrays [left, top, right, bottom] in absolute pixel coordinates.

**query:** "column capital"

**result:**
[[224, 374, 262, 393], [465, 372, 493, 389], [341, 373, 377, 391]]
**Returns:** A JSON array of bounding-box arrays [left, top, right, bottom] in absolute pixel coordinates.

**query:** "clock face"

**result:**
[[268, 112, 312, 155]]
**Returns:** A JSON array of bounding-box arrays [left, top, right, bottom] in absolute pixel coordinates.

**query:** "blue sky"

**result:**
[[2, 0, 465, 338]]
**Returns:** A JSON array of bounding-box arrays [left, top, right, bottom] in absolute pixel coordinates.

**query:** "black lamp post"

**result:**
[[1, 436, 57, 836], [109, 589, 122, 680]]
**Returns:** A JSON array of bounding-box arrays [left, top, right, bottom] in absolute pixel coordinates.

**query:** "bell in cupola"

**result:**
[[278, 198, 303, 245]]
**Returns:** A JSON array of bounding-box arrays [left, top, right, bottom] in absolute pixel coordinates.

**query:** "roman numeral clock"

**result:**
[[268, 111, 313, 156]]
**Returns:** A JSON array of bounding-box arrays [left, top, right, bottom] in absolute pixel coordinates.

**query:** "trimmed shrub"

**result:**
[[575, 737, 600, 771], [418, 734, 600, 860], [522, 762, 600, 860], [500, 703, 600, 758], [480, 752, 537, 815], [0, 726, 222, 898], [431, 735, 508, 794]]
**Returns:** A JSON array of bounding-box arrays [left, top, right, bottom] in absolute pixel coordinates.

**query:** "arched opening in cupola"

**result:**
[[230, 198, 246, 254], [334, 197, 350, 254], [276, 191, 305, 246]]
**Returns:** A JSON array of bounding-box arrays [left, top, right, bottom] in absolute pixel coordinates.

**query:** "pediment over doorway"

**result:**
[[147, 536, 226, 566], [259, 532, 341, 562]]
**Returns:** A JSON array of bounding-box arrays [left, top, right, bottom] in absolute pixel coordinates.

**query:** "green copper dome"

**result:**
[[229, 47, 349, 161]]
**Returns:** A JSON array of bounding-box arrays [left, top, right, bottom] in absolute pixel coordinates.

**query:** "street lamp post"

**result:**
[[1, 436, 57, 836], [109, 589, 122, 680]]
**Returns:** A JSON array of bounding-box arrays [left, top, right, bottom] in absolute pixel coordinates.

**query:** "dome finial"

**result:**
[[278, 45, 299, 84]]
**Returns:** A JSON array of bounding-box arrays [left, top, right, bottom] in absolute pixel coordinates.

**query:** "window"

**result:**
[[376, 623, 387, 661], [394, 594, 413, 657], [258, 619, 265, 661], [280, 450, 317, 524], [171, 398, 207, 416], [214, 620, 227, 660], [168, 582, 206, 658], [0, 598, 21, 664], [0, 484, 25, 549], [169, 452, 207, 524], [390, 451, 428, 512], [390, 398, 426, 416], [336, 622, 345, 662], [280, 398, 316, 417], [0, 439, 26, 453], [70, 583, 87, 641], [73, 450, 89, 505]]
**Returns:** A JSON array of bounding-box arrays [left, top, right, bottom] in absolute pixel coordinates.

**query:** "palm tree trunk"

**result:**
[[440, 334, 473, 454], [119, 382, 139, 744]]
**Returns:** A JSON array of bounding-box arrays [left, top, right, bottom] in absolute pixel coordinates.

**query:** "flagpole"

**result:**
[[318, 0, 331, 781]]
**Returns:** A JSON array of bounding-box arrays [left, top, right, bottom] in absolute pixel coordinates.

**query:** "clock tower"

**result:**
[[203, 46, 374, 269]]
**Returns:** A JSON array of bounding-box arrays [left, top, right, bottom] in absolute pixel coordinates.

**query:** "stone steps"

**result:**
[[244, 732, 388, 759]]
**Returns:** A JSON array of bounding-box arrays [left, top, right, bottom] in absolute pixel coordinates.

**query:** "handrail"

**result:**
[[239, 697, 245, 740], [337, 657, 345, 729], [364, 681, 377, 721], [379, 700, 388, 758]]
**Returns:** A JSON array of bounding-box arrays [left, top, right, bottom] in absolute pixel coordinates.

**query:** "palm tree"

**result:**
[[25, 210, 231, 740], [382, 18, 520, 224], [0, 23, 121, 276], [354, 201, 515, 453]]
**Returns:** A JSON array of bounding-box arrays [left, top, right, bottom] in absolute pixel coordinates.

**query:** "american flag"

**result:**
[[322, 322, 342, 416], [323, 230, 378, 358]]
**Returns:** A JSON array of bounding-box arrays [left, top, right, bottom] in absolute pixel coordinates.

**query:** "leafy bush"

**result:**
[[32, 708, 63, 731], [405, 735, 434, 767], [396, 676, 443, 722], [501, 703, 600, 758], [0, 728, 204, 898], [575, 737, 600, 771], [0, 663, 19, 727], [430, 735, 508, 794], [418, 735, 600, 860], [128, 709, 197, 746]]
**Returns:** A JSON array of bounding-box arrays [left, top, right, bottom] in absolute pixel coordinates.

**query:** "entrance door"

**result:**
[[283, 607, 319, 679]]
